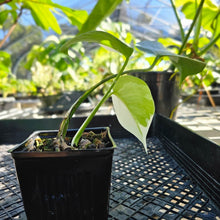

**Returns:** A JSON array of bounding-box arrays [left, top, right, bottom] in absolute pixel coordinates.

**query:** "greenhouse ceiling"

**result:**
[[0, 0, 201, 42]]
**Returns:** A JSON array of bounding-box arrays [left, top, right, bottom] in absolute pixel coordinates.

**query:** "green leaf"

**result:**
[[23, 0, 62, 34], [178, 0, 219, 35], [79, 0, 123, 34], [169, 55, 205, 82], [25, 45, 44, 69], [0, 10, 9, 27], [47, 3, 88, 30], [112, 75, 155, 153], [137, 40, 206, 83], [0, 51, 11, 67], [60, 31, 133, 59]]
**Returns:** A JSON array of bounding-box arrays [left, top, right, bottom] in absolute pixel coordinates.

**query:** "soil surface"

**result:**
[[24, 130, 112, 152]]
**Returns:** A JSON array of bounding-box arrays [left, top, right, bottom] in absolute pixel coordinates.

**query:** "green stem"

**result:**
[[178, 0, 205, 55], [57, 55, 160, 140], [169, 91, 197, 119], [192, 1, 202, 52], [0, 8, 23, 49], [169, 0, 205, 71], [170, 69, 207, 119], [170, 0, 185, 41], [71, 57, 130, 147]]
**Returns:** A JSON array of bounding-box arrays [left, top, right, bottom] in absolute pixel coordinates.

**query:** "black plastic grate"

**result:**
[[109, 137, 220, 220], [0, 137, 219, 219], [0, 147, 24, 220]]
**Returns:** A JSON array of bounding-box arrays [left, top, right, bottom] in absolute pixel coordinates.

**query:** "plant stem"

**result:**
[[170, 0, 185, 41], [57, 55, 160, 140], [169, 0, 205, 71], [178, 0, 205, 55], [0, 0, 12, 6], [192, 1, 202, 52], [169, 91, 196, 119], [0, 8, 23, 49], [71, 57, 130, 147]]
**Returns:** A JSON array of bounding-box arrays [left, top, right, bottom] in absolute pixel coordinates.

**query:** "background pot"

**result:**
[[130, 71, 180, 118], [10, 128, 115, 220]]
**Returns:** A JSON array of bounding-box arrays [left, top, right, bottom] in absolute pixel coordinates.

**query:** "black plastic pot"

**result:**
[[130, 71, 180, 118], [10, 127, 115, 220]]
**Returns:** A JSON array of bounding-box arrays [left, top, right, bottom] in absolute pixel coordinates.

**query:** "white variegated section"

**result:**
[[112, 94, 154, 153]]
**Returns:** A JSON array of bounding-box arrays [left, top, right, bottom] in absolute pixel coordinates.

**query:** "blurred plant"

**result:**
[[97, 19, 147, 72], [0, 50, 37, 96], [0, 0, 123, 49], [73, 20, 147, 98], [15, 79, 37, 96], [158, 0, 220, 93], [0, 0, 124, 97], [0, 51, 16, 97], [24, 35, 107, 96], [0, 0, 89, 48]]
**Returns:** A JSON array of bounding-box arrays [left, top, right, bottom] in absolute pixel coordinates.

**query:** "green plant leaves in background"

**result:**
[[0, 51, 11, 67], [60, 31, 133, 59], [137, 40, 206, 83], [176, 0, 219, 33], [50, 3, 88, 30], [175, 0, 220, 48], [79, 0, 123, 34], [0, 10, 9, 28], [112, 75, 155, 153], [21, 0, 88, 34], [2, 0, 121, 35], [23, 0, 62, 34], [0, 51, 12, 77]]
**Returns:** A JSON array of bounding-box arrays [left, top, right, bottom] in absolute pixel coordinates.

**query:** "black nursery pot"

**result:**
[[10, 127, 115, 220], [131, 71, 180, 118]]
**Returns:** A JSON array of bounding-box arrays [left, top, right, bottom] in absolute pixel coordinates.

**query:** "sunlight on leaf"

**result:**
[[79, 0, 122, 34], [112, 75, 155, 153], [60, 31, 133, 59], [137, 40, 206, 83]]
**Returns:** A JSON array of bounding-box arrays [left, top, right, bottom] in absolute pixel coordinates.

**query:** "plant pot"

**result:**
[[10, 127, 115, 220], [43, 91, 85, 114], [130, 71, 180, 118], [40, 93, 62, 108]]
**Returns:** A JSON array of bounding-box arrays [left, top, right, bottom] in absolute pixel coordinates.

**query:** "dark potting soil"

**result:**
[[24, 130, 112, 152]]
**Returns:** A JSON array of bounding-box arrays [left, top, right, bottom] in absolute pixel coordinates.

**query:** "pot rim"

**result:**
[[9, 127, 116, 158]]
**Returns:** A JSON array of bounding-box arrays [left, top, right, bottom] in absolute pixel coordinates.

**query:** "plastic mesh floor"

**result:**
[[0, 137, 219, 220]]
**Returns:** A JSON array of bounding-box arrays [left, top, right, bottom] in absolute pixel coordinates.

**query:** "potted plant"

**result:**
[[8, 27, 207, 219], [169, 0, 220, 106], [9, 31, 156, 220], [4, 0, 208, 219], [126, 0, 219, 118], [154, 0, 220, 113]]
